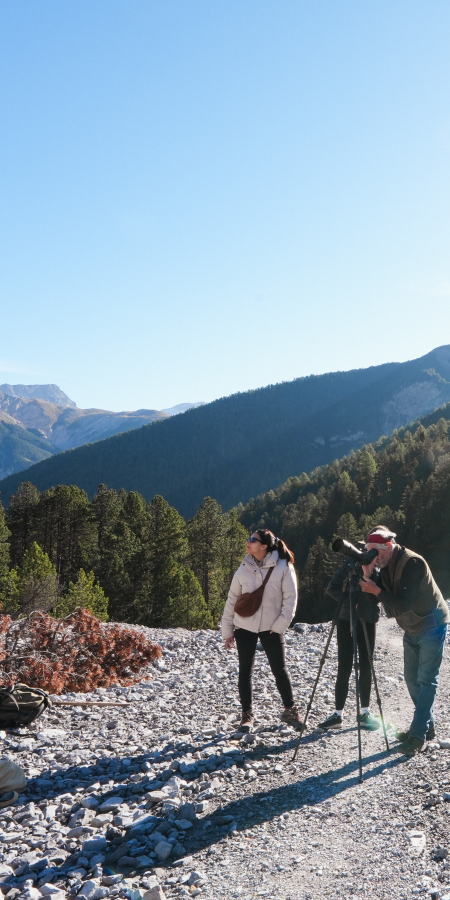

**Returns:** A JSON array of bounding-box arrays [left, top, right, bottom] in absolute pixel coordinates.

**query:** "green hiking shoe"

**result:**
[[318, 712, 343, 729], [358, 712, 380, 731]]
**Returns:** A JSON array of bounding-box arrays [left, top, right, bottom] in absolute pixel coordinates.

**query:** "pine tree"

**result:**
[[33, 484, 95, 589], [53, 569, 109, 621], [91, 484, 124, 572], [358, 506, 405, 541], [356, 450, 377, 502], [135, 495, 190, 627], [7, 482, 40, 566], [166, 566, 213, 630], [333, 512, 360, 544], [0, 499, 10, 583], [91, 484, 137, 620], [122, 491, 148, 540], [221, 510, 248, 593], [188, 497, 227, 621], [4, 542, 58, 619], [297, 536, 336, 622], [0, 499, 11, 609]]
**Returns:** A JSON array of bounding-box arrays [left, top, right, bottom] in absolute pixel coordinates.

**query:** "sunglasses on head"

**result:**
[[248, 536, 262, 543]]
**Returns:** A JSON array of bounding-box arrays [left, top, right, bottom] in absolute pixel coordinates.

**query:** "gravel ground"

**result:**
[[2, 616, 450, 900]]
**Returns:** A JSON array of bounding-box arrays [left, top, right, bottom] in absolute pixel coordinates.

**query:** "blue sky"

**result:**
[[1, 1, 450, 411]]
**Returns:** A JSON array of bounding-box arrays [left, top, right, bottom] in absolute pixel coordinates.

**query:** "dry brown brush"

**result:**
[[0, 608, 161, 693]]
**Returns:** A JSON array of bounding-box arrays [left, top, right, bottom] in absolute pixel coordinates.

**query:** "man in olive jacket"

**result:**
[[359, 526, 450, 757]]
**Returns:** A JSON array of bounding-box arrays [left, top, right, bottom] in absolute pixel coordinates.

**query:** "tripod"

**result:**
[[293, 564, 389, 781]]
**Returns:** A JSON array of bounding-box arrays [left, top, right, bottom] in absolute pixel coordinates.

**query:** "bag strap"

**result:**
[[261, 566, 274, 588], [0, 687, 20, 712], [16, 684, 49, 699]]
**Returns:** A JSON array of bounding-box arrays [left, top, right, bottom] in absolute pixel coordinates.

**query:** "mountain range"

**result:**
[[1, 345, 450, 516], [0, 386, 204, 480]]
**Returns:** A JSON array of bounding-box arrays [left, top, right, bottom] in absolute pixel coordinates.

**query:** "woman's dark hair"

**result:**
[[255, 529, 295, 565]]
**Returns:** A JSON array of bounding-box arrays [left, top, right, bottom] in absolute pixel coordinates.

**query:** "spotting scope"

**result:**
[[332, 538, 379, 567]]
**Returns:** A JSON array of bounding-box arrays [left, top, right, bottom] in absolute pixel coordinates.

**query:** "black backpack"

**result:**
[[0, 683, 52, 728]]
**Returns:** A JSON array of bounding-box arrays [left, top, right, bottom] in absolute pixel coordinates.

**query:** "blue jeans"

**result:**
[[403, 624, 447, 741]]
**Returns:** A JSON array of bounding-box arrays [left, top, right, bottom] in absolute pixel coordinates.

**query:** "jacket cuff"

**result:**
[[221, 625, 235, 639]]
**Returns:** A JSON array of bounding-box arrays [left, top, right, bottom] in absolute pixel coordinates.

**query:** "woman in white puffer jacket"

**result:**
[[221, 529, 303, 732]]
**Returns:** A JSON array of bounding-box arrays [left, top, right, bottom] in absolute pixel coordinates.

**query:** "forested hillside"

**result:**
[[1, 345, 450, 517], [0, 387, 168, 457], [0, 422, 56, 480], [0, 486, 247, 630], [2, 404, 450, 629], [0, 385, 203, 482], [239, 403, 450, 621]]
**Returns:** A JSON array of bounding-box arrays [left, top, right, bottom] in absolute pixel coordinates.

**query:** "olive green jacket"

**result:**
[[379, 546, 450, 635]]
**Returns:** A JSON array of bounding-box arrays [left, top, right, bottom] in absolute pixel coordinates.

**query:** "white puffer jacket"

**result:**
[[221, 550, 298, 638]]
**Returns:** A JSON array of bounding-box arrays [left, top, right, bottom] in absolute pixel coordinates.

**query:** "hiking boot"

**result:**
[[396, 724, 435, 742], [238, 710, 255, 732], [318, 712, 343, 729], [399, 736, 424, 757], [281, 706, 305, 732], [358, 712, 380, 731]]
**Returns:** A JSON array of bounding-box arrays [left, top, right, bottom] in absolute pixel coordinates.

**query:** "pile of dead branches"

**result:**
[[0, 608, 161, 693]]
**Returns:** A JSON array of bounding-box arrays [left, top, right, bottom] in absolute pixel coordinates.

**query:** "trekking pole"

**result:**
[[52, 700, 128, 707], [360, 618, 390, 751], [292, 596, 345, 761], [349, 585, 363, 784]]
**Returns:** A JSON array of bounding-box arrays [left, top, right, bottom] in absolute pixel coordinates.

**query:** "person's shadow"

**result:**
[[8, 726, 406, 891]]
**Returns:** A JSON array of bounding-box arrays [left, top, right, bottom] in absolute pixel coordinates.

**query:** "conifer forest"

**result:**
[[1, 409, 450, 628]]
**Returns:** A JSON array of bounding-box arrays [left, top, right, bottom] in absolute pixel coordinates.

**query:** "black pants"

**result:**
[[335, 619, 376, 710], [234, 628, 294, 712]]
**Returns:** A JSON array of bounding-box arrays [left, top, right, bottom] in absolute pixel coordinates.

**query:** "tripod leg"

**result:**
[[350, 594, 363, 783], [361, 618, 389, 751], [292, 598, 344, 761]]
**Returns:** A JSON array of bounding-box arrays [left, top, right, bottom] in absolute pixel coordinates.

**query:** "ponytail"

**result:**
[[275, 537, 295, 565], [255, 529, 295, 565]]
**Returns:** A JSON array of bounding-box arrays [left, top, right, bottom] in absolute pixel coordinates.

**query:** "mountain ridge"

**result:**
[[0, 383, 76, 407], [0, 389, 204, 479], [1, 345, 450, 515], [0, 422, 57, 481]]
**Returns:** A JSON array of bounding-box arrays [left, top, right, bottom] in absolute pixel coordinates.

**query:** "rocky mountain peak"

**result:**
[[0, 384, 77, 408]]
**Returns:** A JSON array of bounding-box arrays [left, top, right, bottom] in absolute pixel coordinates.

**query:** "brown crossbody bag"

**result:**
[[234, 566, 274, 618]]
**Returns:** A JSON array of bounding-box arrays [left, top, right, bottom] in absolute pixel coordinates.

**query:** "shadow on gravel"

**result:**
[[10, 728, 405, 885], [181, 739, 407, 858], [23, 725, 398, 800]]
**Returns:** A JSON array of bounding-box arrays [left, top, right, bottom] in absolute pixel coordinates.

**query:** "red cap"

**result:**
[[366, 532, 393, 545]]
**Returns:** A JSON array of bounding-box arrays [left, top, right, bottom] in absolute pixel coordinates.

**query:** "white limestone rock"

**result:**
[[39, 885, 66, 896], [143, 887, 166, 900], [154, 840, 172, 862], [76, 880, 101, 899]]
